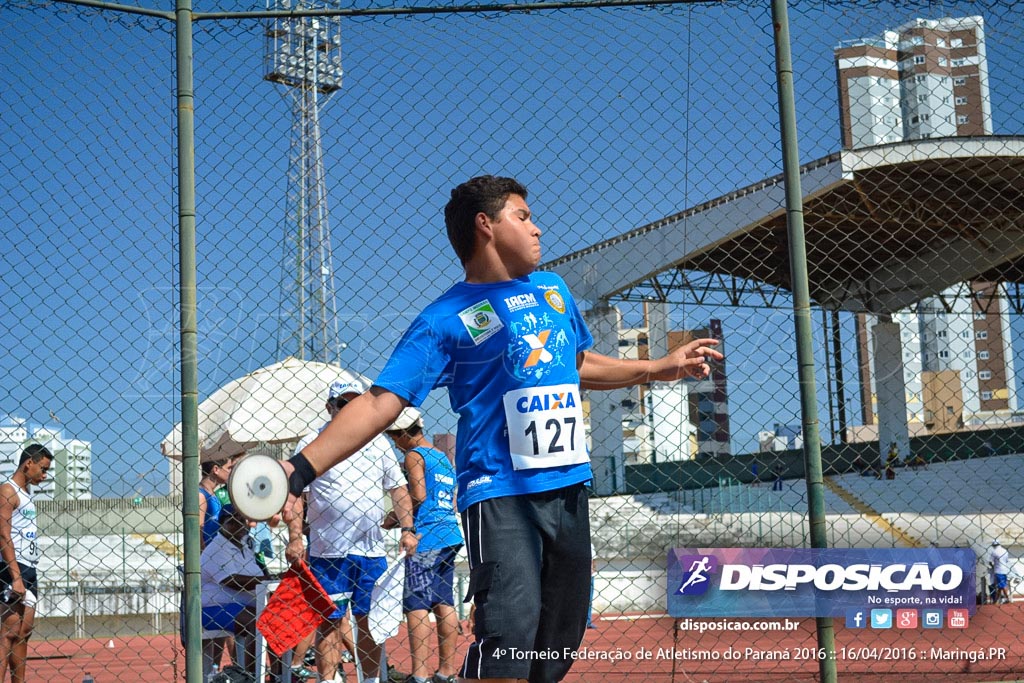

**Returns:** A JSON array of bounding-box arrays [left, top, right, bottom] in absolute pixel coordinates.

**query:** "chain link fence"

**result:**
[[3, 0, 1024, 680]]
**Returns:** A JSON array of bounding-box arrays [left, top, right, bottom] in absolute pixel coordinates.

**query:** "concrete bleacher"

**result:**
[[619, 475, 861, 516], [830, 453, 1024, 515], [33, 534, 182, 638], [38, 533, 180, 583], [827, 453, 1024, 558], [596, 454, 1024, 564], [590, 491, 758, 559]]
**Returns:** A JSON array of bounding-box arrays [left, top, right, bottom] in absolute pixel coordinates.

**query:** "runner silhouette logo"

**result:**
[[676, 554, 718, 596]]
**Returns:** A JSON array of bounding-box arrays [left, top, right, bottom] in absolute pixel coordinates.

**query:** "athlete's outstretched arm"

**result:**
[[281, 387, 407, 521], [577, 337, 723, 390]]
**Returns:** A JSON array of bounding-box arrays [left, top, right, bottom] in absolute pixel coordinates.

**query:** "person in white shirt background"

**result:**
[[988, 539, 1013, 604], [286, 380, 417, 683]]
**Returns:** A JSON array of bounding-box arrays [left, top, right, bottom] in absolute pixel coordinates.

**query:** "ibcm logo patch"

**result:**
[[676, 554, 718, 596]]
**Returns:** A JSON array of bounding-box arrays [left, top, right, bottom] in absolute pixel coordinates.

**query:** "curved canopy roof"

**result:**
[[546, 136, 1024, 314]]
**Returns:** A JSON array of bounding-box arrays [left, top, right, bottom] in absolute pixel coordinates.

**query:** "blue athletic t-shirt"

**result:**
[[375, 271, 594, 510], [200, 487, 222, 547], [410, 446, 463, 552]]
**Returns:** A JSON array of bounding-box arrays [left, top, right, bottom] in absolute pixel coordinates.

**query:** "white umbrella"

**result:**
[[161, 357, 369, 462]]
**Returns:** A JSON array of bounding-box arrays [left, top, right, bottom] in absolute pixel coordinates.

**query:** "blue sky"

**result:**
[[2, 1, 1023, 496]]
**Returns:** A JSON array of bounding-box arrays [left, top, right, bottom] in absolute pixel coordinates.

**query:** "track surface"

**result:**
[[27, 603, 1024, 682]]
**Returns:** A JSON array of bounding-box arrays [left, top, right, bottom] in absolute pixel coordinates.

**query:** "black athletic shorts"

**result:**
[[0, 562, 38, 607], [460, 483, 591, 683]]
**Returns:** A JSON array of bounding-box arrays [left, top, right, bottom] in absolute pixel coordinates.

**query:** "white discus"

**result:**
[[226, 454, 288, 521]]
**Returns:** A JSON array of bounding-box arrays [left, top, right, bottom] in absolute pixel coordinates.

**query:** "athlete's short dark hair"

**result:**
[[200, 454, 241, 477], [19, 443, 53, 467], [444, 175, 528, 265]]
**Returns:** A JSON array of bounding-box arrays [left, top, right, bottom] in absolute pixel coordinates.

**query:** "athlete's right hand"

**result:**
[[285, 537, 306, 565], [280, 460, 301, 523]]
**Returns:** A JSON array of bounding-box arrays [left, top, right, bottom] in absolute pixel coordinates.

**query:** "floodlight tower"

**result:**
[[264, 2, 345, 364]]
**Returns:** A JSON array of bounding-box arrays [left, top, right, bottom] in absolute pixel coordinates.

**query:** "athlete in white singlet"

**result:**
[[0, 444, 51, 683]]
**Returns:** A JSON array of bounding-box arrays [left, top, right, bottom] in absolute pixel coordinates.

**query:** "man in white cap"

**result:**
[[987, 539, 1012, 604], [286, 380, 417, 683]]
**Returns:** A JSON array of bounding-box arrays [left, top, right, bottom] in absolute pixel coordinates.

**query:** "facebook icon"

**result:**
[[845, 608, 866, 629]]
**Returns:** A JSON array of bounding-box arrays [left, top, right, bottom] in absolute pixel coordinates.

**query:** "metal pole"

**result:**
[[769, 1, 837, 682], [175, 0, 202, 680], [832, 309, 849, 443], [822, 309, 836, 442]]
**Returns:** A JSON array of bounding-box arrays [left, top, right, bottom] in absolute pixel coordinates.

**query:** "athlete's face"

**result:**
[[211, 457, 237, 486], [25, 457, 51, 485], [489, 194, 541, 278]]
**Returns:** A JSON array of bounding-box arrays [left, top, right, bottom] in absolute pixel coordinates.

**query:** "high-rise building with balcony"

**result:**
[[856, 284, 1018, 430], [835, 15, 990, 149]]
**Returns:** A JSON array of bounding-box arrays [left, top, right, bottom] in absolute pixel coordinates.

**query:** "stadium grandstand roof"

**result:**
[[545, 136, 1024, 314]]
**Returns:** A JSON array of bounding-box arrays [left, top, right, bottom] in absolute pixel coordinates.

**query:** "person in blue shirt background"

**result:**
[[198, 453, 240, 673], [283, 175, 723, 683], [199, 455, 239, 549], [384, 407, 463, 683]]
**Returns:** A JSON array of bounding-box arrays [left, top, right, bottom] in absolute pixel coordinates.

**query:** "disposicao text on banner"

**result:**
[[667, 547, 975, 618]]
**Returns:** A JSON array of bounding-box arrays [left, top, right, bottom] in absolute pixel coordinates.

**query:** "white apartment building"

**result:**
[[857, 283, 1018, 429], [0, 416, 92, 500], [616, 310, 730, 463]]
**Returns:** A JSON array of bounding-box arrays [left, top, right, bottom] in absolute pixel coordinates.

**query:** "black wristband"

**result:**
[[287, 452, 317, 497], [400, 526, 416, 534]]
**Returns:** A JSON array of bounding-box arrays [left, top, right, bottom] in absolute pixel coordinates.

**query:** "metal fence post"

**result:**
[[175, 0, 202, 679], [770, 0, 837, 681]]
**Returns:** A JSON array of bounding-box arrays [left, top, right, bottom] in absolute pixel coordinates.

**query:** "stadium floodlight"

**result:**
[[264, 2, 345, 365]]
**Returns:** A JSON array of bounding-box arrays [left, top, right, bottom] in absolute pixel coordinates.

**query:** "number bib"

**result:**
[[503, 384, 589, 470], [21, 530, 39, 565]]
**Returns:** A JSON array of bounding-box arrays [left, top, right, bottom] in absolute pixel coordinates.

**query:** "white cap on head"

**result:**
[[387, 407, 423, 432], [328, 380, 364, 399]]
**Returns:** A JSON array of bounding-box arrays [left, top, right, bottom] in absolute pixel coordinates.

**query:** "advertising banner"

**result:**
[[667, 547, 976, 622]]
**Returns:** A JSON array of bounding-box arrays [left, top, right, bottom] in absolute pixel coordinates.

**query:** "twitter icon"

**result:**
[[870, 609, 892, 629]]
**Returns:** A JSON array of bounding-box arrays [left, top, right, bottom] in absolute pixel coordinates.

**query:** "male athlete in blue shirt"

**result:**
[[283, 175, 722, 683]]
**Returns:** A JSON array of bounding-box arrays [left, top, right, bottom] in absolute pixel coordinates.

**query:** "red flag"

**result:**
[[257, 560, 335, 656]]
